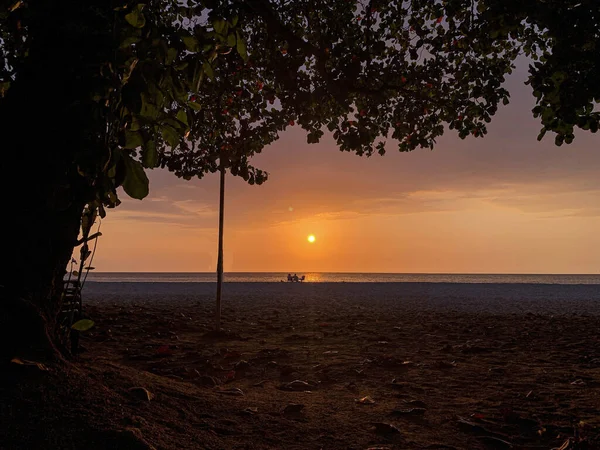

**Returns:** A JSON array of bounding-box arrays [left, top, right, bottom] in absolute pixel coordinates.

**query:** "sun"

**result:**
[[307, 234, 316, 243]]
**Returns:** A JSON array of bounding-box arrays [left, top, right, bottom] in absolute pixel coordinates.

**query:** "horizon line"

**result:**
[[88, 271, 600, 275]]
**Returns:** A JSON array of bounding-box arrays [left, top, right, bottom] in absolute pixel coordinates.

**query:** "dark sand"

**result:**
[[26, 282, 600, 449]]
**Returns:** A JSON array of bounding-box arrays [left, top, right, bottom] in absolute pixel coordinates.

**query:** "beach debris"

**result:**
[[280, 380, 316, 392], [355, 396, 376, 405], [570, 379, 586, 385], [477, 436, 513, 448], [281, 403, 305, 414], [10, 358, 49, 372], [239, 407, 258, 416], [323, 350, 339, 355], [224, 370, 236, 382], [403, 400, 427, 408], [279, 365, 297, 376], [197, 375, 218, 387], [433, 360, 456, 370], [234, 360, 250, 370], [371, 422, 401, 434], [128, 387, 154, 402], [266, 360, 278, 368], [217, 387, 244, 396], [155, 345, 173, 356], [390, 379, 408, 389], [391, 407, 426, 416], [456, 416, 512, 443], [253, 380, 267, 387]]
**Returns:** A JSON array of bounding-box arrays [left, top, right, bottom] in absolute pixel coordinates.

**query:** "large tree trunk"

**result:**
[[0, 0, 105, 363], [0, 197, 84, 363]]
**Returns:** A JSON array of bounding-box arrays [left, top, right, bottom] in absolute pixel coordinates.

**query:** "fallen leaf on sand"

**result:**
[[155, 345, 172, 356], [128, 387, 154, 401], [403, 400, 427, 408], [282, 403, 305, 414], [240, 407, 258, 415], [391, 407, 426, 416], [234, 360, 250, 370], [217, 388, 244, 396], [224, 370, 236, 381], [10, 358, 48, 371], [355, 396, 376, 404], [280, 380, 315, 391], [372, 422, 401, 434], [197, 375, 218, 387]]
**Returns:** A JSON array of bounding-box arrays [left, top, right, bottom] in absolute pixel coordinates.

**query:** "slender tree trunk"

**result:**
[[215, 159, 226, 332]]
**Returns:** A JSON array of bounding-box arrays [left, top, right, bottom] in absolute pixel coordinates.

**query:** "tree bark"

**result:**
[[0, 0, 102, 362]]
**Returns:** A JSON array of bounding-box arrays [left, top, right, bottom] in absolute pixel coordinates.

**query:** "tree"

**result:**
[[1, 0, 598, 361], [0, 0, 245, 360]]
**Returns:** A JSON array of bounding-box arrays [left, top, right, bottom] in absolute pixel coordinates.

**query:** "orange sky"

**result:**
[[93, 62, 600, 274]]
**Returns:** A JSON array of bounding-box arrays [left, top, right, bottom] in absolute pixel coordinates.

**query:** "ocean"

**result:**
[[84, 272, 600, 284]]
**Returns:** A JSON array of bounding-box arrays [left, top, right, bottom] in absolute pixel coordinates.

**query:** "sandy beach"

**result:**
[[55, 282, 599, 449]]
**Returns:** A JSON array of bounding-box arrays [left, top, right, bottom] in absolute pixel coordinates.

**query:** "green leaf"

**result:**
[[188, 100, 202, 110], [125, 4, 146, 28], [140, 93, 159, 119], [226, 33, 236, 47], [235, 30, 248, 61], [176, 109, 188, 126], [166, 47, 178, 65], [182, 36, 199, 52], [120, 35, 141, 49], [213, 19, 226, 35], [142, 139, 158, 168], [72, 319, 95, 332], [203, 61, 215, 80], [537, 128, 546, 141], [123, 130, 144, 149], [161, 125, 180, 148], [122, 154, 149, 199]]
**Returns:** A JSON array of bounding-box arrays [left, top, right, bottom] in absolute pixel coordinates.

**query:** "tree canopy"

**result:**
[[2, 0, 597, 213]]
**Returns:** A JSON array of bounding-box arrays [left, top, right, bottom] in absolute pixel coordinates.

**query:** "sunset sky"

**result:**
[[95, 60, 600, 274]]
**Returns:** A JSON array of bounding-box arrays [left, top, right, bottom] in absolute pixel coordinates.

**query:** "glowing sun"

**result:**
[[307, 234, 316, 243]]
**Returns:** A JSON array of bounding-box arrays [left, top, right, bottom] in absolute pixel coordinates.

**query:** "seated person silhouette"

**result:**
[[292, 273, 299, 282], [287, 273, 293, 282]]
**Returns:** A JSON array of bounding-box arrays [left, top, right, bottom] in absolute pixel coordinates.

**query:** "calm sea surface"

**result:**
[[84, 272, 600, 284]]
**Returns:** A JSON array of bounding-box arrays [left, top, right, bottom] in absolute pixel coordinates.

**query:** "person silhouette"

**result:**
[[287, 273, 293, 282], [293, 273, 299, 282]]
